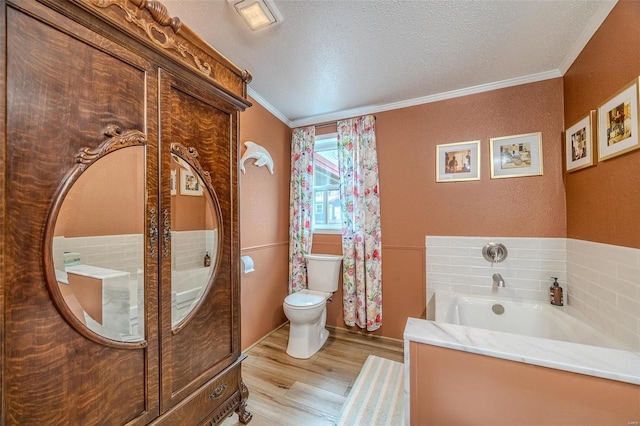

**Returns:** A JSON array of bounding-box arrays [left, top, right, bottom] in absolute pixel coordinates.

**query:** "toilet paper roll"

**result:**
[[240, 255, 255, 274]]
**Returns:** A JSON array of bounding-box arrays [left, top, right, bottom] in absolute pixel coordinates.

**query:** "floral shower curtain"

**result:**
[[288, 126, 315, 293], [337, 115, 382, 331]]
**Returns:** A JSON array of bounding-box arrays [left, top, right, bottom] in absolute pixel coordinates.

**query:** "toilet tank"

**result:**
[[304, 254, 343, 293]]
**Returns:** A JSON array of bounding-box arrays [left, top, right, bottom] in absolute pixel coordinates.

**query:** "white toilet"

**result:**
[[283, 253, 343, 359]]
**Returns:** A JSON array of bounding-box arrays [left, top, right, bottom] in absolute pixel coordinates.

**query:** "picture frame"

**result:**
[[597, 77, 640, 161], [490, 132, 543, 179], [565, 111, 596, 172], [180, 168, 203, 196], [170, 169, 177, 195], [435, 140, 480, 182]]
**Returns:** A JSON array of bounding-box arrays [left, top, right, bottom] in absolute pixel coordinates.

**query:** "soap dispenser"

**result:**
[[204, 251, 211, 267], [549, 277, 563, 306]]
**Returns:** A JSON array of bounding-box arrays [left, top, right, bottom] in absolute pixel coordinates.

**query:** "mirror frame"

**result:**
[[43, 125, 148, 349], [169, 142, 224, 333]]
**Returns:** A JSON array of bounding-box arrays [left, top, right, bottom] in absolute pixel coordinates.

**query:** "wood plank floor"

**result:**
[[221, 323, 404, 426]]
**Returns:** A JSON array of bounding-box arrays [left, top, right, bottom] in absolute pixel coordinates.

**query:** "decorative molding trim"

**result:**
[[558, 0, 617, 74], [76, 125, 146, 169], [309, 241, 425, 252], [249, 69, 563, 129], [239, 2, 617, 129], [326, 325, 403, 343], [247, 87, 292, 126], [170, 142, 212, 186], [44, 126, 148, 351], [210, 393, 240, 425], [241, 241, 288, 252], [91, 0, 218, 78], [289, 70, 562, 128], [383, 245, 425, 252], [236, 381, 252, 424]]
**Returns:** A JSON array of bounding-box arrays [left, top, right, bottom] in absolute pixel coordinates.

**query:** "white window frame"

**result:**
[[312, 133, 341, 234]]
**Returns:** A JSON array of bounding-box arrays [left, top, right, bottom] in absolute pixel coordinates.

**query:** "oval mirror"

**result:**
[[170, 151, 219, 328], [51, 145, 145, 343]]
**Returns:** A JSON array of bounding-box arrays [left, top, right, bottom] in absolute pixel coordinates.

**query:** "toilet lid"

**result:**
[[284, 291, 325, 308]]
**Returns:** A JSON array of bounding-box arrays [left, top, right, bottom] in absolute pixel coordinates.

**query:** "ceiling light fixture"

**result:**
[[227, 0, 283, 31]]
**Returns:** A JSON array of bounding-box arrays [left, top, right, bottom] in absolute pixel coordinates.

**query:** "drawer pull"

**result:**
[[209, 383, 227, 400]]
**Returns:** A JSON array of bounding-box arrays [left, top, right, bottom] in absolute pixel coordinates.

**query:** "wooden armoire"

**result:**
[[1, 0, 253, 424]]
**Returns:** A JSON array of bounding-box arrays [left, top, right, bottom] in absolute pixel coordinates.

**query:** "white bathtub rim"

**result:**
[[432, 290, 631, 351], [404, 317, 640, 385]]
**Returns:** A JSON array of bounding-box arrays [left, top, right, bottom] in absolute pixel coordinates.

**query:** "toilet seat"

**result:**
[[284, 290, 326, 309]]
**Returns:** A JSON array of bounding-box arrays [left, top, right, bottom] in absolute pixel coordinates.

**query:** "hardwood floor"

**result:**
[[221, 323, 404, 426]]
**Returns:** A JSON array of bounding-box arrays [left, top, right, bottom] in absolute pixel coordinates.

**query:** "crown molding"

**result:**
[[558, 0, 617, 74], [246, 87, 292, 127], [246, 2, 615, 129], [250, 70, 562, 130], [287, 70, 562, 128]]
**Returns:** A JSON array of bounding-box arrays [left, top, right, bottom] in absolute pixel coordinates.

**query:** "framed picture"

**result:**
[[490, 132, 543, 179], [170, 169, 177, 195], [436, 140, 480, 182], [565, 111, 596, 172], [180, 168, 203, 196], [597, 77, 640, 161]]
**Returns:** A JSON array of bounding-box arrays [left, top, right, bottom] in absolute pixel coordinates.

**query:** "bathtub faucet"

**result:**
[[492, 273, 505, 288]]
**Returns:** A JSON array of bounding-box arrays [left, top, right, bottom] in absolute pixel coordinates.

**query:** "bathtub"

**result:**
[[404, 291, 640, 425], [433, 291, 628, 350], [408, 291, 640, 384], [172, 267, 212, 325]]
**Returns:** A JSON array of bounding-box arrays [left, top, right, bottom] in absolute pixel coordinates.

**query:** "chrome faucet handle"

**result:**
[[482, 242, 508, 264]]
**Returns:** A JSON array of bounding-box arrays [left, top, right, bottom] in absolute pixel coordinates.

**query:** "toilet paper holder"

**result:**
[[241, 255, 254, 274]]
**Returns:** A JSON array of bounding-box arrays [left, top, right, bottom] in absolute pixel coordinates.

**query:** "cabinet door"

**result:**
[[158, 70, 241, 412], [4, 2, 159, 424]]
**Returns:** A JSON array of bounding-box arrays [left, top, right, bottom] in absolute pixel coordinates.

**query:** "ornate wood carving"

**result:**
[[236, 381, 253, 424], [129, 0, 182, 32], [90, 0, 253, 84], [91, 0, 207, 70], [44, 126, 148, 350], [76, 125, 147, 169], [171, 142, 212, 186], [210, 393, 241, 425], [4, 1, 249, 423]]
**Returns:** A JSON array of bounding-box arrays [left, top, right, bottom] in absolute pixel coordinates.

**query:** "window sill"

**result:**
[[313, 228, 342, 235]]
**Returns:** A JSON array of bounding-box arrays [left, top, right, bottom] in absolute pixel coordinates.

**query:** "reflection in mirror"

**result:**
[[52, 146, 145, 342], [170, 153, 218, 327]]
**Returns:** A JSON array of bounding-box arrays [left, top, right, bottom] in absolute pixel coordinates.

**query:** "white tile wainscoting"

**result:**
[[53, 234, 143, 278], [426, 236, 567, 302], [426, 236, 640, 352], [567, 239, 640, 352]]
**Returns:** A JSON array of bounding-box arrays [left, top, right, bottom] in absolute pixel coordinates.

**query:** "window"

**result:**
[[313, 134, 341, 232]]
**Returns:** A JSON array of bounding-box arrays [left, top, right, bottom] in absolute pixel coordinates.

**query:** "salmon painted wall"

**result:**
[[55, 147, 144, 237], [564, 1, 640, 249], [313, 78, 566, 340], [409, 342, 639, 425], [378, 79, 565, 243], [239, 97, 291, 349]]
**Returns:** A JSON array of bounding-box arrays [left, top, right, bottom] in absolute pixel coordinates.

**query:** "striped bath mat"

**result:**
[[337, 355, 405, 426]]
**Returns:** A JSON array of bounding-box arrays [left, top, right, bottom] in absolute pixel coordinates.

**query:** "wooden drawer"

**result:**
[[154, 363, 241, 426]]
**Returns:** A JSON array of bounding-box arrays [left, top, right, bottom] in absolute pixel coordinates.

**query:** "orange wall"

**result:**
[[409, 342, 639, 425], [239, 97, 291, 349], [240, 78, 565, 343], [563, 1, 640, 249], [171, 161, 213, 232], [241, 4, 640, 343], [377, 79, 566, 244], [56, 147, 144, 237], [312, 78, 565, 340]]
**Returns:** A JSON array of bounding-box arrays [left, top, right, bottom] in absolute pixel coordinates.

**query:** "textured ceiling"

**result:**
[[163, 0, 616, 127]]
